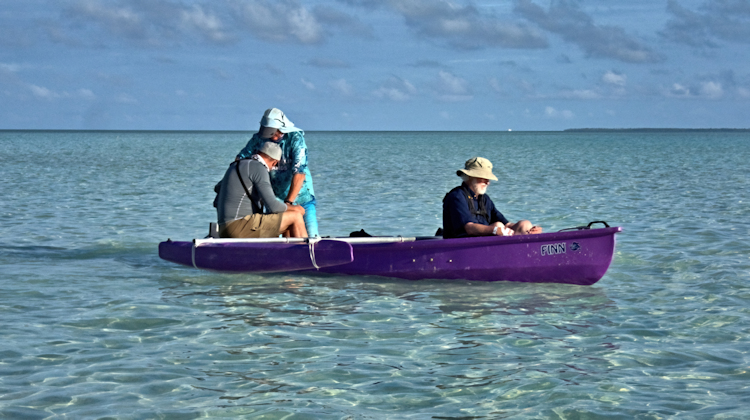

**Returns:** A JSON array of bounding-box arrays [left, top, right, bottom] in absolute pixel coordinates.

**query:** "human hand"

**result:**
[[493, 223, 513, 236], [529, 225, 542, 234]]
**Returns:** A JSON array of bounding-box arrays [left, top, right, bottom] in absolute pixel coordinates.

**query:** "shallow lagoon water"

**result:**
[[1, 130, 749, 418]]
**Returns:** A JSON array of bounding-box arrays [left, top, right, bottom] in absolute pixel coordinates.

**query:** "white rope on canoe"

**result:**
[[191, 242, 198, 269], [307, 237, 321, 270]]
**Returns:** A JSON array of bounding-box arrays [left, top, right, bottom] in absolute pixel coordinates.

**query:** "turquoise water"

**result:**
[[1, 130, 749, 418]]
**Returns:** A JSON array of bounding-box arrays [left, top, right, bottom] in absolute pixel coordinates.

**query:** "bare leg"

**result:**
[[288, 215, 308, 238], [510, 220, 533, 235], [279, 211, 309, 238]]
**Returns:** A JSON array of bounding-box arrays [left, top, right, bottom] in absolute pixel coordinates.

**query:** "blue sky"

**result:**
[[2, 0, 749, 131]]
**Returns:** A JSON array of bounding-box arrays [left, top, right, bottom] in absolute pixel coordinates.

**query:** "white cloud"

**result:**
[[75, 0, 140, 26], [516, 79, 536, 94], [62, 0, 331, 46], [115, 93, 138, 104], [1, 62, 21, 73], [30, 84, 58, 99], [306, 58, 350, 68], [663, 0, 750, 49], [62, 0, 239, 46], [515, 0, 661, 63], [28, 84, 96, 100], [435, 70, 472, 101], [301, 78, 316, 90], [669, 83, 691, 97], [313, 5, 374, 39], [373, 76, 417, 101], [438, 71, 468, 93], [234, 0, 323, 44], [288, 7, 321, 44], [69, 0, 145, 40], [374, 87, 410, 101], [666, 81, 724, 99], [489, 77, 503, 93], [388, 0, 547, 49], [180, 5, 232, 43], [545, 106, 574, 119], [560, 89, 600, 100], [330, 78, 354, 96], [700, 81, 723, 99], [212, 68, 232, 80], [602, 71, 627, 86], [78, 88, 96, 100]]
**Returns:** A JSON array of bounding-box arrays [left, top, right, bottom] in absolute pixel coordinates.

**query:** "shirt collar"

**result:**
[[250, 154, 270, 172]]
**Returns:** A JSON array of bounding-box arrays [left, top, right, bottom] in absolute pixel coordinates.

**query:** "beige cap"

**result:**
[[258, 141, 282, 161], [456, 157, 498, 181]]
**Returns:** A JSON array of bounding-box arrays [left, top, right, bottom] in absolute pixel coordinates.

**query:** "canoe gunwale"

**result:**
[[159, 227, 622, 284], [190, 226, 621, 247]]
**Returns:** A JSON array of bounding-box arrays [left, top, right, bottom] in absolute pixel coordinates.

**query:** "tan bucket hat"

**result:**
[[456, 157, 498, 181]]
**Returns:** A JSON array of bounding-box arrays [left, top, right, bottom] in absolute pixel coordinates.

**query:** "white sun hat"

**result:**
[[259, 108, 303, 138]]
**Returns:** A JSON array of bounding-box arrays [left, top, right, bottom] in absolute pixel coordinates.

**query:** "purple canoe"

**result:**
[[158, 226, 621, 285]]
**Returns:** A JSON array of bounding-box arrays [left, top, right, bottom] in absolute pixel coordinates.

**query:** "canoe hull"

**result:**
[[158, 240, 354, 272], [158, 227, 621, 285], [314, 227, 620, 285]]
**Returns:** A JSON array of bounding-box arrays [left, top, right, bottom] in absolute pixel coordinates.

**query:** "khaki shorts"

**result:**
[[221, 213, 283, 238]]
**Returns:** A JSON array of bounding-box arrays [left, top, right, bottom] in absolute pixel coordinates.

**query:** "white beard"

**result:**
[[471, 180, 488, 195]]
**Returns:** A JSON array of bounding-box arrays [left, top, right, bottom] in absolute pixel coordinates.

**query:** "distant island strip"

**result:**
[[564, 128, 750, 132]]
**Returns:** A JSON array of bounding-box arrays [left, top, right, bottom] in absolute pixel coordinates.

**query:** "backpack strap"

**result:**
[[460, 183, 488, 219]]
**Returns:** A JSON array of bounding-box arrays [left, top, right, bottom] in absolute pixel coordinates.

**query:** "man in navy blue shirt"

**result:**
[[442, 157, 542, 239]]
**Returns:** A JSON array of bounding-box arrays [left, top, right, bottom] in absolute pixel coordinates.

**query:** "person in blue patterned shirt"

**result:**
[[236, 108, 318, 237]]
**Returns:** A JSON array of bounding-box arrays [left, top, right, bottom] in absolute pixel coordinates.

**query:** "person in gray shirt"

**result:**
[[216, 142, 308, 238]]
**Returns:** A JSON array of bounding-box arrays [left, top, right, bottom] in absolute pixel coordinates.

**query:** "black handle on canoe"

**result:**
[[558, 220, 610, 232], [586, 221, 610, 228]]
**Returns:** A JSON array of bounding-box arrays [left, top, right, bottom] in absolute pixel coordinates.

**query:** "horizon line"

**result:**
[[2, 127, 750, 133]]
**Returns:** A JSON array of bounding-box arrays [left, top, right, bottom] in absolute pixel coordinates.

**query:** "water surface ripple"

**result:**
[[1, 130, 748, 419]]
